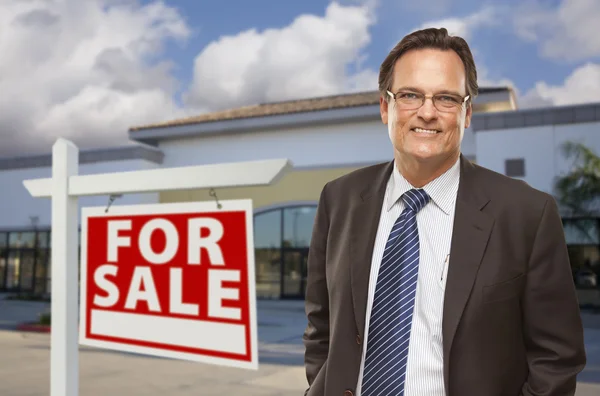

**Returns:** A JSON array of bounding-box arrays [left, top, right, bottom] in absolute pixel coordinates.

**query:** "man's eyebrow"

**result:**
[[394, 86, 464, 96], [436, 89, 464, 97], [394, 86, 424, 93]]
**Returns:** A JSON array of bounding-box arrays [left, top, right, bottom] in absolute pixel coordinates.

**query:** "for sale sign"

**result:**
[[78, 199, 258, 370]]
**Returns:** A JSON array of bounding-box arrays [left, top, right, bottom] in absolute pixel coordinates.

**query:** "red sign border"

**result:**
[[78, 199, 258, 370]]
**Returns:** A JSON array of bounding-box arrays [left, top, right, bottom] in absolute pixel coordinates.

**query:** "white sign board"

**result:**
[[78, 199, 258, 370]]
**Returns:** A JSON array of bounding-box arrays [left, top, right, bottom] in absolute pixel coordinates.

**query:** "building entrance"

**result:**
[[281, 247, 308, 299]]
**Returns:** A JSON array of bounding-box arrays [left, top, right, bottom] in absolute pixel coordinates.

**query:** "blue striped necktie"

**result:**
[[361, 188, 431, 396]]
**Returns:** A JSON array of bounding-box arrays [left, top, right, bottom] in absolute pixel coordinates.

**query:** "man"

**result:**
[[302, 27, 586, 396]]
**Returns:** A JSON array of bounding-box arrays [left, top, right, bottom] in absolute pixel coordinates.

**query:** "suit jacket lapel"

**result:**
[[350, 161, 394, 340], [348, 156, 494, 375], [442, 156, 494, 392]]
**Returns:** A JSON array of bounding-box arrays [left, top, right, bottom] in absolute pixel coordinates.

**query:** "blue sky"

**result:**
[[161, 0, 555, 91], [151, 0, 596, 103], [0, 0, 598, 155]]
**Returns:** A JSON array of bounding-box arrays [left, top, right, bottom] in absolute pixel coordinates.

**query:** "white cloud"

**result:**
[[0, 0, 380, 156], [513, 0, 600, 62], [0, 0, 191, 156], [411, 1, 600, 109], [347, 69, 380, 93], [404, 11, 519, 101], [519, 62, 600, 108], [415, 5, 502, 40], [183, 2, 377, 111], [477, 66, 518, 92]]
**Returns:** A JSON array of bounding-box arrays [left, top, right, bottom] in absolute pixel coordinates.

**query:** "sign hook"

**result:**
[[209, 188, 222, 209], [105, 194, 122, 213]]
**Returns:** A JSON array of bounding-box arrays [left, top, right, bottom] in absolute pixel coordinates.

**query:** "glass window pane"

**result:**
[[569, 245, 600, 294], [0, 249, 6, 289], [9, 232, 36, 248], [0, 233, 7, 248], [254, 210, 281, 249], [46, 254, 52, 294], [283, 206, 317, 248], [6, 251, 20, 290], [37, 232, 49, 248], [563, 218, 599, 245], [35, 249, 49, 295], [255, 248, 281, 299], [19, 251, 35, 291], [282, 250, 308, 298]]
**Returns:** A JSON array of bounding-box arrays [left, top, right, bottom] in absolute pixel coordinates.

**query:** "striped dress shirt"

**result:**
[[355, 157, 460, 396]]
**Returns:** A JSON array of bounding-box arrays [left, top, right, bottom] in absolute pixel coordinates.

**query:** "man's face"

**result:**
[[380, 48, 472, 164]]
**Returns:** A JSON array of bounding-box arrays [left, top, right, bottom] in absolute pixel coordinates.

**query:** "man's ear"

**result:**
[[464, 101, 472, 129], [380, 95, 389, 125]]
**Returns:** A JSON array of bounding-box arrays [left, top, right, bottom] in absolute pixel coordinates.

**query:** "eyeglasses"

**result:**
[[387, 90, 470, 113]]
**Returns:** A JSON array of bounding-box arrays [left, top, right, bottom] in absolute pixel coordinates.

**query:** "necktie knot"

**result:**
[[402, 188, 430, 213]]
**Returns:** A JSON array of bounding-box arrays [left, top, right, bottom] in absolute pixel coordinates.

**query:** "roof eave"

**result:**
[[471, 101, 600, 132], [128, 104, 382, 145], [0, 144, 165, 171], [127, 87, 517, 145]]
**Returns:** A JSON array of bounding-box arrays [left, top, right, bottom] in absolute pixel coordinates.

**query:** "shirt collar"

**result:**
[[387, 156, 461, 215]]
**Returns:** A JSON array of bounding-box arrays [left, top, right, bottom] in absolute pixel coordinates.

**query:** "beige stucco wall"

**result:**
[[159, 165, 373, 210]]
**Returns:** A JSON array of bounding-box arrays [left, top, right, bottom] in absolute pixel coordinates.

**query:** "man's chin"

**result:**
[[399, 148, 457, 166], [405, 147, 441, 161]]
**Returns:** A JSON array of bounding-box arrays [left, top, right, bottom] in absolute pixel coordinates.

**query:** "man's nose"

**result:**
[[417, 98, 438, 121]]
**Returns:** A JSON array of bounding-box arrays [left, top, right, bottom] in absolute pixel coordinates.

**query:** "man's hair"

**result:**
[[379, 27, 478, 103]]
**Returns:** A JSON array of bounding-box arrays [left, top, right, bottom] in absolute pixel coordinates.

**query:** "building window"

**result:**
[[253, 204, 317, 299], [0, 205, 320, 300], [254, 210, 282, 299], [254, 210, 281, 249], [0, 230, 50, 297], [563, 218, 600, 291], [564, 218, 600, 246], [9, 232, 36, 248], [283, 206, 317, 248], [505, 158, 525, 177]]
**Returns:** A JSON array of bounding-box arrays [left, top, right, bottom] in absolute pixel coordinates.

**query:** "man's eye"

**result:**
[[438, 95, 458, 102], [399, 93, 418, 99]]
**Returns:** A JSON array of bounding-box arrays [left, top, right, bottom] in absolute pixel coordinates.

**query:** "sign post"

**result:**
[[23, 138, 292, 396]]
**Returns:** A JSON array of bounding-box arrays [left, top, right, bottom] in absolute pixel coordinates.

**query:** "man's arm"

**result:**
[[303, 182, 331, 395], [521, 196, 587, 396]]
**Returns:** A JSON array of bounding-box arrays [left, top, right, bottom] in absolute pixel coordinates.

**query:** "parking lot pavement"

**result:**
[[2, 329, 599, 396], [0, 330, 308, 396], [0, 299, 310, 395], [1, 299, 599, 395], [2, 329, 598, 396]]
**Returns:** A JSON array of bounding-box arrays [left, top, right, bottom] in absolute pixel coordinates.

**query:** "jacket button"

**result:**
[[356, 335, 361, 344], [344, 390, 353, 396]]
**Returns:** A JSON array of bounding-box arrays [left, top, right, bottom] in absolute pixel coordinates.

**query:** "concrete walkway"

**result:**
[[0, 298, 599, 395], [0, 330, 308, 396]]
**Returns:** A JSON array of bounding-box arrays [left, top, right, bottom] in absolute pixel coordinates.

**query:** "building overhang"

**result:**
[[0, 144, 164, 171], [128, 104, 382, 146], [128, 87, 517, 146], [472, 101, 600, 132]]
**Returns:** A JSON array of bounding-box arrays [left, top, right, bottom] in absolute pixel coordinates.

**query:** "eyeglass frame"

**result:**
[[386, 89, 470, 112]]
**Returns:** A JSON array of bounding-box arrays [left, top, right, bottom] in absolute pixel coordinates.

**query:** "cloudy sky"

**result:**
[[1, 0, 599, 156]]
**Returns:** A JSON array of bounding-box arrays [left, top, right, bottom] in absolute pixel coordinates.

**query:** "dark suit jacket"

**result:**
[[303, 155, 586, 396]]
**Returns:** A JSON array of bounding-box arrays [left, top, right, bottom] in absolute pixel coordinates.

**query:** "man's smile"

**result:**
[[411, 127, 441, 134]]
